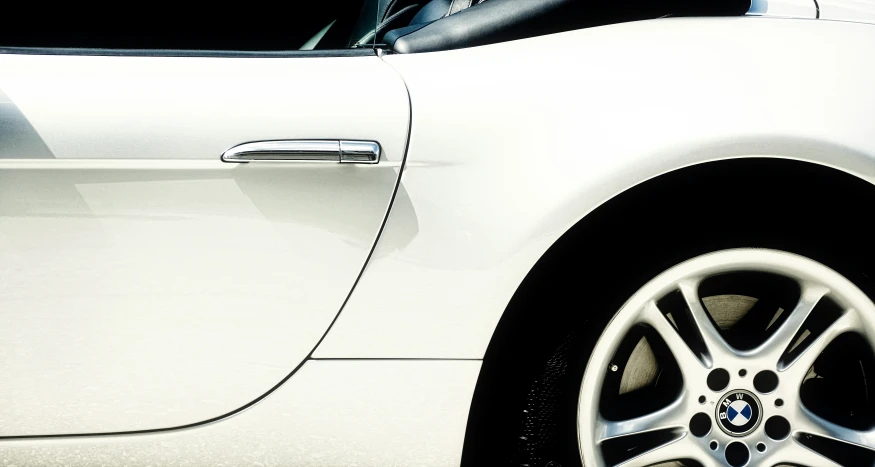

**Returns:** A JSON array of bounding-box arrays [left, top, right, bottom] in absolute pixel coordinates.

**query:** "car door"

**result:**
[[0, 4, 409, 436]]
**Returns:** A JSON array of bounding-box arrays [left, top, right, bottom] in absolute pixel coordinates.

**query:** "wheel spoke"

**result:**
[[678, 280, 734, 363], [766, 438, 845, 467], [596, 392, 688, 441], [578, 250, 875, 467], [796, 402, 875, 450], [779, 309, 858, 380], [642, 301, 708, 377], [754, 283, 828, 363], [613, 434, 698, 467]]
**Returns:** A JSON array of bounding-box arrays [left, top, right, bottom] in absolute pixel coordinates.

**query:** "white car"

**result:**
[[1, 0, 874, 466]]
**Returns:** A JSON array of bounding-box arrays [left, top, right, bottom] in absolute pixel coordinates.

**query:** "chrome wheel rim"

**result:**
[[578, 249, 875, 467]]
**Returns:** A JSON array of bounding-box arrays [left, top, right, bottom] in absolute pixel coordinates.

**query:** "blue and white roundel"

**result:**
[[716, 390, 762, 436], [726, 400, 752, 426]]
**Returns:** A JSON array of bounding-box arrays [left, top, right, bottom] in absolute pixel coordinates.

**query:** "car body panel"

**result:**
[[2, 12, 875, 467], [0, 53, 409, 436], [817, 0, 875, 22], [315, 16, 875, 359], [0, 360, 480, 467]]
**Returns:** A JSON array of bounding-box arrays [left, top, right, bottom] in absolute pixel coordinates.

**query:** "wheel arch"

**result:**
[[460, 155, 875, 467]]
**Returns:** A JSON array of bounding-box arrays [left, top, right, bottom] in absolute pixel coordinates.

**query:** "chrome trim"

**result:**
[[222, 140, 380, 164], [340, 140, 380, 164], [221, 140, 340, 163]]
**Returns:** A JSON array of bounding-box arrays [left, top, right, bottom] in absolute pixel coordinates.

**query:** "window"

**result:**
[[0, 2, 377, 51], [381, 0, 751, 53], [1, 0, 752, 54]]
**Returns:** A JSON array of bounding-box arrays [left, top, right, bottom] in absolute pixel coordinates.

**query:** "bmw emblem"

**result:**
[[716, 389, 762, 436]]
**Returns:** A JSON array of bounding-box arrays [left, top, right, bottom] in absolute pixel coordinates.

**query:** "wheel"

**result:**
[[578, 248, 875, 467]]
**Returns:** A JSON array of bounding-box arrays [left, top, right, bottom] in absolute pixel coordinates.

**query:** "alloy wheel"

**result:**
[[578, 249, 875, 466]]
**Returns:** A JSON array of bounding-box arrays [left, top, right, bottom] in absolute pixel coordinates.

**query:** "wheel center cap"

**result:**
[[716, 389, 762, 437]]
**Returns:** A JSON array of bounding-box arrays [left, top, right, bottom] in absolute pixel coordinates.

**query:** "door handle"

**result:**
[[221, 140, 380, 164]]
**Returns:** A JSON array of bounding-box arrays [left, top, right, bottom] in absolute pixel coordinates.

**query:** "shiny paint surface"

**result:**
[[0, 54, 410, 435], [817, 0, 875, 22], [315, 16, 875, 359], [0, 360, 480, 467], [1, 11, 875, 467]]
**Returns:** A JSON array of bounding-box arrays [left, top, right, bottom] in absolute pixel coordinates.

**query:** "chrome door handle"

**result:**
[[221, 140, 380, 164]]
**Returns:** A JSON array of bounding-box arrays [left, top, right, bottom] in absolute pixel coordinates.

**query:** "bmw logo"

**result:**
[[716, 389, 762, 436]]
